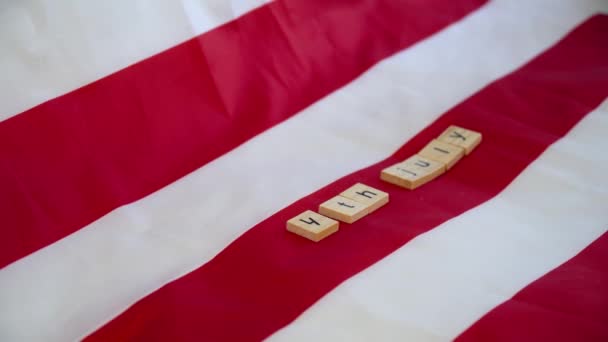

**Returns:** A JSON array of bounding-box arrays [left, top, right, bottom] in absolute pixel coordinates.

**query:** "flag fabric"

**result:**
[[0, 0, 607, 341]]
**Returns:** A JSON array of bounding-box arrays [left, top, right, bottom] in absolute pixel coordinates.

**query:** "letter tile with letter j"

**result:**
[[381, 155, 445, 190]]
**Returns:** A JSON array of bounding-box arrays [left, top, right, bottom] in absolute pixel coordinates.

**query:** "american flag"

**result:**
[[1, 0, 607, 340]]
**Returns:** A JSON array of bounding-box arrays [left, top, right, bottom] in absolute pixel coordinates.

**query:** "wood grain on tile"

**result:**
[[381, 154, 445, 190], [437, 125, 482, 155], [319, 195, 370, 224], [286, 210, 339, 242], [340, 183, 389, 214], [418, 139, 464, 170]]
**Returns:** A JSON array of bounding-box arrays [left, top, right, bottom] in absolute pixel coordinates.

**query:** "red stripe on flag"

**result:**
[[457, 231, 608, 341], [0, 0, 486, 268], [86, 16, 608, 341]]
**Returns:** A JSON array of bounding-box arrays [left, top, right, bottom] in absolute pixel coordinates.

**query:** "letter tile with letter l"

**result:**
[[340, 183, 389, 214], [437, 125, 482, 155], [380, 155, 445, 190], [319, 195, 370, 224], [418, 139, 464, 170], [286, 210, 339, 242]]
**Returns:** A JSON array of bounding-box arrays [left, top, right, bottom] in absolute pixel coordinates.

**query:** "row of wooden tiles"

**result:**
[[381, 125, 482, 189], [286, 125, 482, 242], [286, 183, 388, 242]]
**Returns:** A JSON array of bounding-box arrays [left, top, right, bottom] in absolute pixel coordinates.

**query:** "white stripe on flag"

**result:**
[[267, 99, 608, 342], [0, 0, 604, 340], [0, 0, 268, 120]]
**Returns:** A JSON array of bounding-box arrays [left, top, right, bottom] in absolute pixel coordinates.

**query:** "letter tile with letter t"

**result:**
[[340, 183, 389, 214], [286, 210, 339, 242], [437, 125, 482, 155], [418, 139, 464, 170], [381, 154, 445, 190], [319, 195, 370, 224]]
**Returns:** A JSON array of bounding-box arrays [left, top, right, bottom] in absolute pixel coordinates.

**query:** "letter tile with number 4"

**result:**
[[340, 183, 389, 214], [437, 125, 482, 155], [381, 155, 445, 190], [286, 210, 339, 242], [319, 195, 370, 224]]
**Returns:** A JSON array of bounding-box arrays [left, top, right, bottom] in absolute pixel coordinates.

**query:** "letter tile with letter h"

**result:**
[[286, 183, 389, 242]]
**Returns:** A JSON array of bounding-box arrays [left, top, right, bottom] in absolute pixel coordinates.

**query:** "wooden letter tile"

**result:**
[[437, 125, 482, 155], [380, 155, 445, 190], [340, 183, 389, 214], [286, 210, 339, 242], [319, 195, 370, 224], [418, 139, 464, 170]]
